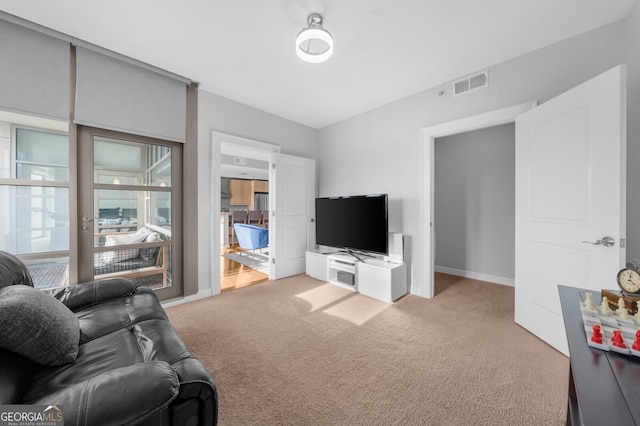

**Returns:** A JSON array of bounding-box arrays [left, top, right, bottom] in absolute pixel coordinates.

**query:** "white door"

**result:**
[[270, 153, 316, 279], [515, 65, 626, 355]]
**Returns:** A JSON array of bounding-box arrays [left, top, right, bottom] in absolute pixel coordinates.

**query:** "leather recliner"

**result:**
[[0, 250, 218, 425]]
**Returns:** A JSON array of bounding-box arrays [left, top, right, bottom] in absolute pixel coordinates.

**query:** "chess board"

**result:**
[[580, 292, 640, 356]]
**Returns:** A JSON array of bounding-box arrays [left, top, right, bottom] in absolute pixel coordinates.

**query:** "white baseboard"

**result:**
[[434, 266, 514, 287], [162, 288, 214, 308]]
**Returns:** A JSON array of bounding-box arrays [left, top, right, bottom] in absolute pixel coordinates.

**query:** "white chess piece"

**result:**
[[618, 298, 630, 319], [600, 296, 612, 315], [584, 292, 596, 310]]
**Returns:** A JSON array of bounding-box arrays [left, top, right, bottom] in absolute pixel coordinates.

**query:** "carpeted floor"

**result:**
[[166, 273, 569, 425]]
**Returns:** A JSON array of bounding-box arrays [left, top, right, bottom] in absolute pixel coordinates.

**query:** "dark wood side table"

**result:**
[[558, 285, 640, 425]]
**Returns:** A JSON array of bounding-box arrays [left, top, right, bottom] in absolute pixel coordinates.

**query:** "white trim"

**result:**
[[417, 102, 537, 299], [210, 131, 280, 296], [434, 265, 515, 287]]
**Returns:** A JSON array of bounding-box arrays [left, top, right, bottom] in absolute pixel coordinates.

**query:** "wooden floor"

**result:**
[[220, 245, 269, 292]]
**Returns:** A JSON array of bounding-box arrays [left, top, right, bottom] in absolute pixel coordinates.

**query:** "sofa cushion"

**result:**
[[28, 362, 180, 426], [0, 250, 33, 288], [0, 285, 79, 366], [93, 257, 157, 277], [55, 278, 136, 311], [102, 227, 154, 264], [140, 232, 160, 261], [21, 293, 191, 404]]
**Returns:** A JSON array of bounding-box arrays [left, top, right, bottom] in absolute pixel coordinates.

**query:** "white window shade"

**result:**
[[0, 19, 70, 121], [75, 47, 187, 143]]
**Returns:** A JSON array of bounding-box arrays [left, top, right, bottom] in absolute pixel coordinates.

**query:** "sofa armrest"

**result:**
[[34, 361, 179, 426], [0, 348, 35, 404], [54, 278, 136, 311], [172, 357, 218, 425]]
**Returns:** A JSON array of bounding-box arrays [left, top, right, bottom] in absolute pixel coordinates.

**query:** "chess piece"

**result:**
[[633, 330, 640, 351], [600, 296, 612, 315], [591, 324, 603, 344], [618, 298, 631, 319], [584, 292, 596, 310], [612, 330, 626, 348]]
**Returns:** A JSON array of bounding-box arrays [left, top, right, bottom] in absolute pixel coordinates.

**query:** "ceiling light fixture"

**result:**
[[296, 13, 333, 63]]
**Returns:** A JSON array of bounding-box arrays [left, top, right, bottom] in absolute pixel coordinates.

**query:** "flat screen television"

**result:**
[[315, 194, 388, 255]]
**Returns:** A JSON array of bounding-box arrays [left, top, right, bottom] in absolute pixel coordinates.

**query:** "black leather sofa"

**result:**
[[0, 250, 217, 425]]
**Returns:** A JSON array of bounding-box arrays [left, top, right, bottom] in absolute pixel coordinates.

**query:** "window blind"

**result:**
[[75, 46, 187, 143], [0, 19, 70, 121]]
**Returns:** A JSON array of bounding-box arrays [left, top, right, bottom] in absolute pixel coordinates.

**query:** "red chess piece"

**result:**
[[591, 324, 603, 344], [612, 330, 627, 348], [632, 330, 640, 351]]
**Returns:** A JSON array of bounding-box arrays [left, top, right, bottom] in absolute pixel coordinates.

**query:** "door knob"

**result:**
[[81, 216, 96, 232], [582, 236, 615, 247]]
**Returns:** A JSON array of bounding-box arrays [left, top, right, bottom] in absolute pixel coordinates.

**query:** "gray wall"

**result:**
[[434, 123, 515, 281], [318, 18, 630, 291], [197, 91, 317, 294]]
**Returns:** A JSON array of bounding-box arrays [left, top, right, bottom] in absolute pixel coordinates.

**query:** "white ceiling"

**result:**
[[0, 0, 636, 129]]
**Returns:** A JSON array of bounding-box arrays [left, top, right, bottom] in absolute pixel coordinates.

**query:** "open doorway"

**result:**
[[220, 144, 270, 292], [433, 123, 515, 296], [212, 133, 281, 293], [417, 102, 536, 299]]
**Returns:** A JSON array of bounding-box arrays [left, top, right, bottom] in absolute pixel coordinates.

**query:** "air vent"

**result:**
[[453, 70, 489, 97]]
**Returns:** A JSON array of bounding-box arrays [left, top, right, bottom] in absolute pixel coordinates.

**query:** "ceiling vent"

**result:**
[[453, 70, 489, 97]]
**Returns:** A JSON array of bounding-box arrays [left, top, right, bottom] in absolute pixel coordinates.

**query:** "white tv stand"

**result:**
[[305, 250, 407, 303]]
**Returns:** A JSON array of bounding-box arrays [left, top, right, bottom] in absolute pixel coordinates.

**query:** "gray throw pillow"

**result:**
[[0, 285, 80, 366]]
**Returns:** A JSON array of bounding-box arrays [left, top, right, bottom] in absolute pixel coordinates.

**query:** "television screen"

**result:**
[[315, 194, 388, 255]]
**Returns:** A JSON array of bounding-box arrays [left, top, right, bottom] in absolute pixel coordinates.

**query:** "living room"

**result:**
[[1, 1, 640, 424]]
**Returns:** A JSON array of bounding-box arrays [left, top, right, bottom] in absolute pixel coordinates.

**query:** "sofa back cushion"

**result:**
[[0, 250, 33, 288], [102, 227, 154, 264]]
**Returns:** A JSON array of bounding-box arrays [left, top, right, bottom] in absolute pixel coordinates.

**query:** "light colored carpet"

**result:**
[[223, 250, 270, 274], [166, 273, 568, 425]]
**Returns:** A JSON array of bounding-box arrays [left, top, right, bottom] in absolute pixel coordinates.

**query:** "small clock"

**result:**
[[617, 267, 640, 294]]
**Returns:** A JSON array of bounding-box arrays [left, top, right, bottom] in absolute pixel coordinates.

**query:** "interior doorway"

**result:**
[[211, 133, 315, 295], [214, 135, 274, 292], [433, 123, 515, 296], [417, 102, 536, 299]]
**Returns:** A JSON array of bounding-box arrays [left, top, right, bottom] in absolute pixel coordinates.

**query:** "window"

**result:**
[[0, 112, 70, 292]]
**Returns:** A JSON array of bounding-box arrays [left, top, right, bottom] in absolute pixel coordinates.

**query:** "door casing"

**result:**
[[418, 102, 537, 298]]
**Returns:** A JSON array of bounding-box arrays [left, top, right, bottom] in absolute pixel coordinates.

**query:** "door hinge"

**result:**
[[621, 238, 626, 248], [272, 163, 276, 169], [272, 258, 275, 264]]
